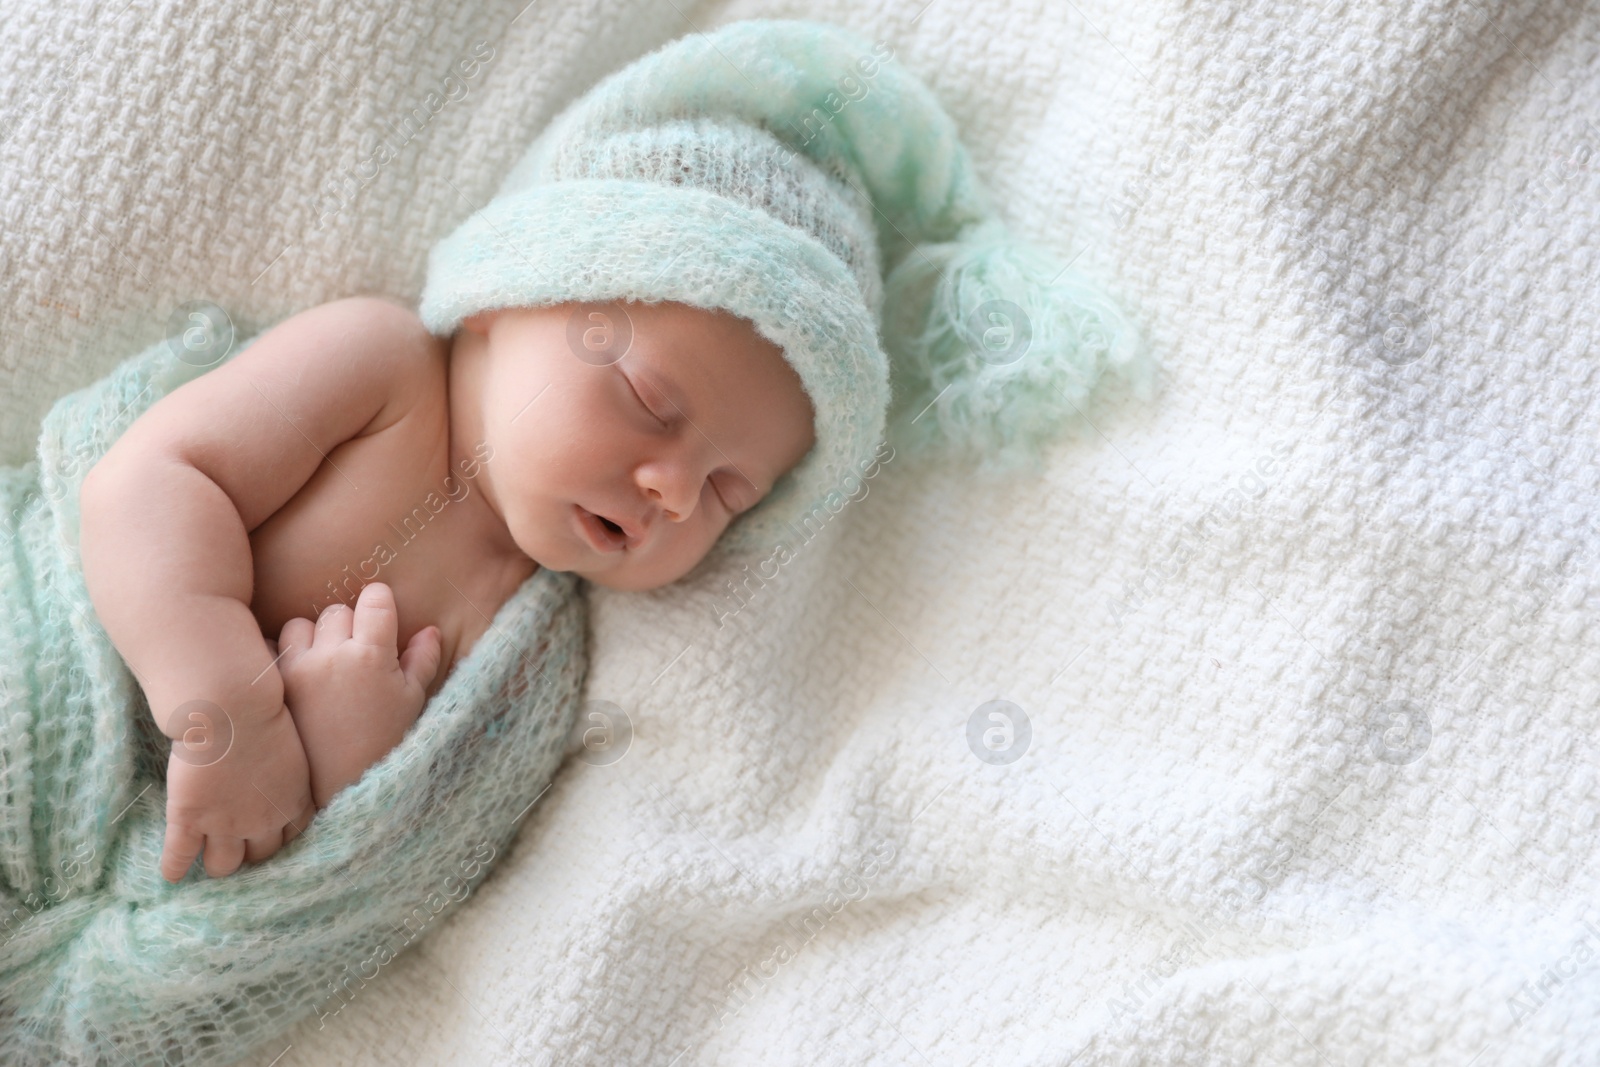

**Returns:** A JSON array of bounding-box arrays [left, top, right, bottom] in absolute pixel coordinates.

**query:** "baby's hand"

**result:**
[[277, 582, 441, 810], [162, 702, 316, 882]]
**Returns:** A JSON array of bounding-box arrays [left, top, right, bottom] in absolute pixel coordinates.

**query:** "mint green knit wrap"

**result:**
[[420, 18, 1149, 565], [0, 336, 587, 1065]]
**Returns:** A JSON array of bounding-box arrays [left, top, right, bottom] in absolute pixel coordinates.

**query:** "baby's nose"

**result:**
[[637, 454, 705, 522], [644, 482, 692, 524]]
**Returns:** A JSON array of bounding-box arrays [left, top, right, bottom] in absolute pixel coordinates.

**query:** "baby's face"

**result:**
[[457, 300, 816, 591]]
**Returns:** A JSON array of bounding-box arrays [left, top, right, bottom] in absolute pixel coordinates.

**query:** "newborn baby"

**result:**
[[78, 295, 815, 882], [2, 21, 1141, 1065], [68, 13, 1124, 890]]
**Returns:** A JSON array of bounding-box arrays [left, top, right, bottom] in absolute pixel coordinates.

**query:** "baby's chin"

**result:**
[[576, 558, 690, 593], [573, 541, 718, 592]]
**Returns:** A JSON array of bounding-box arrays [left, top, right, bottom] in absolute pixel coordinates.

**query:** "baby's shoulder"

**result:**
[[290, 295, 442, 368], [276, 296, 449, 432]]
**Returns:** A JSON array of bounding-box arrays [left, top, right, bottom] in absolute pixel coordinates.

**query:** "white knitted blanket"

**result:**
[[3, 1, 1597, 1064]]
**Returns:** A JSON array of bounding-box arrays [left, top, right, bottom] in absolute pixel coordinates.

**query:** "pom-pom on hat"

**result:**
[[419, 18, 1149, 566]]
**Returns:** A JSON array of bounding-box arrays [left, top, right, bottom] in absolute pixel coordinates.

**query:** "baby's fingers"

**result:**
[[161, 823, 204, 883], [399, 625, 443, 693], [243, 830, 283, 867], [203, 834, 246, 878], [284, 798, 317, 838], [352, 582, 399, 650], [315, 601, 355, 645], [277, 617, 314, 663]]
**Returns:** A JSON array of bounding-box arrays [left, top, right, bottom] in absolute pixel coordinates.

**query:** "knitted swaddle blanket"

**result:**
[[0, 332, 588, 1065]]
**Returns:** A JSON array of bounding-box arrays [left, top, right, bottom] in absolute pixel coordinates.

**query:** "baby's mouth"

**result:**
[[575, 504, 630, 552]]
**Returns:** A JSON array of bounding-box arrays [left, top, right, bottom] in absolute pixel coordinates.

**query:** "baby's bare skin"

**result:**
[[78, 295, 815, 883], [244, 316, 532, 695], [270, 581, 445, 811]]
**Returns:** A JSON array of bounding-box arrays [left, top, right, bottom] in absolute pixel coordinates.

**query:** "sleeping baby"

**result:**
[[2, 19, 1142, 1062], [78, 295, 816, 882], [76, 14, 1137, 887]]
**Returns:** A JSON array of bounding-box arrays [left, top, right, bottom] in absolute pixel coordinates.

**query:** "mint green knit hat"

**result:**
[[419, 18, 1147, 564]]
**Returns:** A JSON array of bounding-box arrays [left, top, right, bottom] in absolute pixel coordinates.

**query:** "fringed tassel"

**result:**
[[881, 219, 1151, 472]]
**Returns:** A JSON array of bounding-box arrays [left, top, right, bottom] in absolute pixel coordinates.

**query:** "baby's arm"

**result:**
[[79, 296, 440, 881]]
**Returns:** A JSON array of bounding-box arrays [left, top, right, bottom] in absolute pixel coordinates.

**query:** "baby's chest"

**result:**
[[246, 404, 496, 666]]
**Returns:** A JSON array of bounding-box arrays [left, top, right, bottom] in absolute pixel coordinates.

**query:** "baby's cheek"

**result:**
[[646, 515, 723, 585], [684, 517, 728, 574]]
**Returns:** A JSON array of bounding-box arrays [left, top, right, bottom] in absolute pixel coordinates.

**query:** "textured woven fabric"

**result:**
[[0, 337, 588, 1065], [2, 0, 1598, 1065], [418, 18, 1146, 563]]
